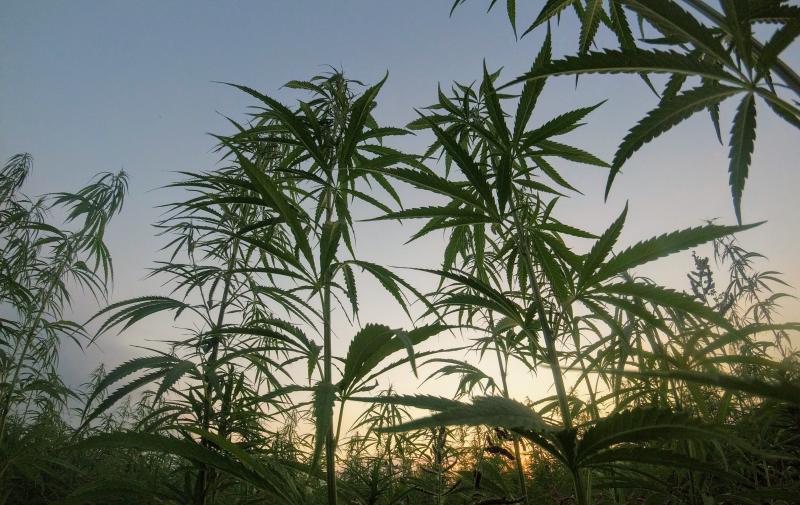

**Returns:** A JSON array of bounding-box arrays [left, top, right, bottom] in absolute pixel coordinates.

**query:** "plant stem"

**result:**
[[194, 239, 239, 505], [322, 198, 338, 505], [0, 256, 68, 444], [491, 323, 529, 505], [509, 203, 584, 501]]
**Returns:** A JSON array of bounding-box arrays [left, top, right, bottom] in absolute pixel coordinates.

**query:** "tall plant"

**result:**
[[364, 51, 768, 501], [455, 0, 800, 223], [0, 153, 127, 444]]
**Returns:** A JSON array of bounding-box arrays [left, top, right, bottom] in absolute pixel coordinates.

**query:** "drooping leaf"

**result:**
[[728, 93, 757, 223]]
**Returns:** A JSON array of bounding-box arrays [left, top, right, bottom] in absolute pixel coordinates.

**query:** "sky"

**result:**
[[2, 1, 799, 419]]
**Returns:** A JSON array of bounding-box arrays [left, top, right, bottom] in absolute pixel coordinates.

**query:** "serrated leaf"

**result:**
[[593, 221, 759, 284], [377, 395, 551, 434], [728, 93, 757, 223], [607, 84, 740, 197], [505, 49, 737, 90]]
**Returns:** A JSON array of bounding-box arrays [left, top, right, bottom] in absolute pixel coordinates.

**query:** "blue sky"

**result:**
[[2, 1, 798, 403]]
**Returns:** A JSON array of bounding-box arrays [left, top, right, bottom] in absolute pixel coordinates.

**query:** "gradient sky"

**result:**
[[2, 1, 798, 411]]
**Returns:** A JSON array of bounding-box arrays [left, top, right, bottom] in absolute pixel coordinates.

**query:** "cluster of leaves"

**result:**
[[2, 2, 800, 505], [457, 0, 800, 222], [0, 153, 127, 496]]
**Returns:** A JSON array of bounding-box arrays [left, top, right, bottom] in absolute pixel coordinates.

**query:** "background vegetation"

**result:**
[[2, 1, 799, 504]]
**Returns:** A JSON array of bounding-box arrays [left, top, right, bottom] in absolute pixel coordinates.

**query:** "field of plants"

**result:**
[[2, 1, 799, 504]]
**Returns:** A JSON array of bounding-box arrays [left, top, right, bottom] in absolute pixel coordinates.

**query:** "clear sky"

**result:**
[[2, 1, 798, 410]]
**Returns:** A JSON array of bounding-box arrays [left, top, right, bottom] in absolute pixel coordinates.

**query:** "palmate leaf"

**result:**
[[319, 220, 341, 275], [77, 432, 300, 503], [366, 205, 493, 223], [607, 84, 740, 197], [223, 82, 328, 171], [619, 0, 733, 67], [80, 369, 169, 430], [153, 359, 196, 404], [339, 324, 395, 392], [346, 259, 435, 319], [340, 323, 448, 394], [420, 267, 522, 322], [522, 101, 605, 149], [578, 203, 627, 290], [610, 368, 800, 405], [89, 296, 195, 336], [341, 263, 358, 315], [417, 114, 497, 216], [357, 393, 461, 412], [759, 90, 800, 129], [590, 221, 760, 285], [373, 395, 551, 434], [364, 166, 488, 212], [339, 72, 388, 166], [580, 446, 746, 483], [505, 49, 737, 89], [728, 93, 757, 223], [82, 355, 178, 415], [575, 408, 735, 463], [62, 479, 184, 504], [721, 0, 753, 69], [513, 27, 551, 142], [481, 63, 512, 214], [535, 139, 609, 167], [596, 282, 731, 328], [232, 148, 314, 266], [524, 0, 575, 37]]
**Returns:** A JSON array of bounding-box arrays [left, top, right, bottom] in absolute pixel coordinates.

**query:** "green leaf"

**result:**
[[90, 296, 193, 336], [377, 395, 552, 434], [505, 49, 737, 89], [310, 381, 336, 471], [619, 0, 733, 67], [506, 0, 517, 37], [364, 166, 489, 213], [581, 446, 745, 482], [580, 0, 603, 54], [728, 93, 757, 223], [320, 220, 341, 274], [522, 101, 605, 149], [579, 203, 627, 290], [367, 205, 494, 223], [83, 355, 178, 416], [721, 0, 752, 69], [233, 148, 314, 266], [755, 18, 800, 81], [513, 27, 551, 141], [525, 0, 575, 36], [576, 408, 731, 463], [341, 263, 358, 315], [593, 221, 760, 284], [339, 73, 388, 166], [78, 432, 298, 502], [340, 324, 396, 392], [154, 359, 196, 404], [417, 114, 497, 215], [536, 140, 609, 167], [223, 82, 328, 170], [607, 84, 740, 197], [62, 480, 183, 504], [597, 282, 731, 328], [340, 324, 447, 393], [610, 369, 800, 405]]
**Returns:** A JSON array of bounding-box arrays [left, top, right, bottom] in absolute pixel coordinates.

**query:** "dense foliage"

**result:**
[[2, 2, 799, 504]]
